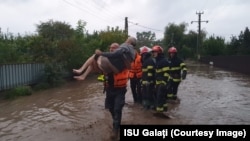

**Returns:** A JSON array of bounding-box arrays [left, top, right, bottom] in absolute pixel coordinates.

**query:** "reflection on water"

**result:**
[[175, 61, 250, 124], [0, 61, 250, 140], [0, 77, 107, 141]]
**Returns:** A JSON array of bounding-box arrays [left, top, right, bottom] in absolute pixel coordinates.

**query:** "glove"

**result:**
[[97, 74, 105, 82], [182, 70, 187, 80]]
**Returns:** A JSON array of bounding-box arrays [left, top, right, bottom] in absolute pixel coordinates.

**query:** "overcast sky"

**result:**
[[1, 0, 249, 42]]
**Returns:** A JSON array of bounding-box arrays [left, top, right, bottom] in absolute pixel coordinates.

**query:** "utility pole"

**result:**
[[191, 11, 208, 60], [124, 17, 128, 37]]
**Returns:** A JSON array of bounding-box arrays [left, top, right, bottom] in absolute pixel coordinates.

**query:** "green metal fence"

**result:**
[[0, 63, 45, 91]]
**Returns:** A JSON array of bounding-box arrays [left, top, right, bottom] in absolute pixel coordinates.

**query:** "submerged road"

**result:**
[[0, 60, 249, 141]]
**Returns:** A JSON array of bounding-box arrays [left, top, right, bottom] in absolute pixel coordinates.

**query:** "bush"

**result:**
[[4, 86, 32, 99], [32, 82, 51, 91], [32, 79, 66, 91]]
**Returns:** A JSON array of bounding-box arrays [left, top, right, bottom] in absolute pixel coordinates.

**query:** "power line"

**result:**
[[62, 0, 123, 29], [86, 0, 124, 19], [128, 21, 163, 32], [74, 0, 123, 22]]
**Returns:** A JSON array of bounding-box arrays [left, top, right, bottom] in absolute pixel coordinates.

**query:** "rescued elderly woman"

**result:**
[[73, 36, 137, 80]]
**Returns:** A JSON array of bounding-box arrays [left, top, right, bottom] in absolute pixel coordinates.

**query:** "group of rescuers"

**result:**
[[73, 36, 187, 140]]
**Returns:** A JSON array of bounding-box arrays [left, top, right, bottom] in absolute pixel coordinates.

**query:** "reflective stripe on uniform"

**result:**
[[156, 107, 164, 112], [162, 66, 170, 71], [147, 66, 154, 69], [173, 78, 181, 82], [170, 66, 181, 71], [167, 93, 174, 98], [148, 73, 153, 76], [156, 80, 167, 85]]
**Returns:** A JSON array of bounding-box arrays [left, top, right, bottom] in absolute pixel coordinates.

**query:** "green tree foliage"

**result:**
[[136, 31, 156, 48], [203, 36, 225, 56], [0, 41, 18, 63], [62, 20, 89, 72], [184, 30, 197, 48], [36, 19, 74, 41], [163, 22, 201, 59], [14, 35, 34, 62], [163, 22, 187, 48], [179, 45, 194, 59], [225, 36, 240, 55], [4, 86, 32, 99], [0, 30, 35, 63], [226, 27, 250, 55], [74, 20, 87, 40], [182, 30, 198, 58], [237, 27, 250, 54], [98, 26, 127, 51], [32, 20, 75, 63], [33, 20, 76, 84]]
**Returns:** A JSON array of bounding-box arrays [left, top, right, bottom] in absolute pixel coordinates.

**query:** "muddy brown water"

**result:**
[[0, 60, 250, 141]]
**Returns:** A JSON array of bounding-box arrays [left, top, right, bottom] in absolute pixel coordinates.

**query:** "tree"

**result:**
[[163, 22, 199, 58], [62, 20, 89, 72], [226, 27, 250, 55], [226, 35, 240, 55], [182, 30, 198, 58], [98, 26, 127, 51], [36, 19, 74, 41], [32, 20, 76, 85], [238, 27, 250, 54], [203, 36, 225, 56], [136, 31, 156, 48], [163, 22, 187, 48], [74, 20, 87, 39], [0, 30, 30, 63]]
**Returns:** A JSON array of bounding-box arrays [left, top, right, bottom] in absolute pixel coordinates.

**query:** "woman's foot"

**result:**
[[73, 69, 82, 74], [73, 76, 85, 81]]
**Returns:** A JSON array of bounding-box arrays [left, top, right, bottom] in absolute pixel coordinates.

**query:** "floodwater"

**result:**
[[0, 60, 250, 141]]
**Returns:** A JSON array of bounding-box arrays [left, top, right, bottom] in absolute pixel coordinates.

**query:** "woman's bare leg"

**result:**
[[73, 54, 95, 74], [74, 57, 102, 81], [74, 65, 93, 80], [97, 56, 119, 74]]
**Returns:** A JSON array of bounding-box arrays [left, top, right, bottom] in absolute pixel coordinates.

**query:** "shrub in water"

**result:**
[[5, 86, 32, 99]]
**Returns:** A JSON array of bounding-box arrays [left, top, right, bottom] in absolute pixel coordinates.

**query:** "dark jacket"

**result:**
[[101, 43, 136, 72], [141, 53, 156, 84], [155, 54, 171, 85], [167, 55, 187, 82]]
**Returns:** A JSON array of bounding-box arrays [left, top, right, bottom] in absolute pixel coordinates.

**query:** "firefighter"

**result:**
[[97, 42, 120, 82], [97, 43, 129, 140], [167, 46, 187, 104], [97, 43, 120, 109], [128, 48, 143, 104], [152, 45, 172, 115], [140, 46, 156, 110], [104, 68, 129, 140]]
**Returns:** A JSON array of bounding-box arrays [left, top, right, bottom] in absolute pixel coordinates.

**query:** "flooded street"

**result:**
[[0, 60, 250, 141]]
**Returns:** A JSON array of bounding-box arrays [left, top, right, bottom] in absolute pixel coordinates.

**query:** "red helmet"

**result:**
[[168, 47, 177, 53], [140, 46, 151, 54], [152, 45, 163, 53]]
